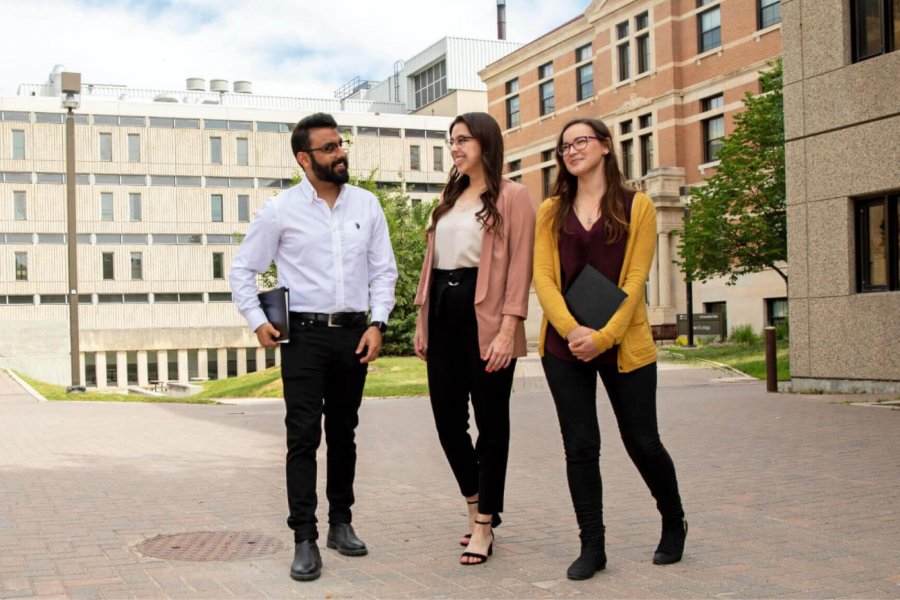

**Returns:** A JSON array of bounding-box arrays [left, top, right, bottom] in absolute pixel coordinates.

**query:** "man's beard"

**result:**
[[311, 155, 350, 185]]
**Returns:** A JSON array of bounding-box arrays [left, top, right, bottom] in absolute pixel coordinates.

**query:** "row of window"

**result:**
[[0, 292, 234, 305], [10, 250, 229, 282], [851, 0, 899, 62], [501, 0, 780, 129], [0, 171, 291, 188], [409, 145, 444, 171], [0, 232, 242, 245], [413, 60, 448, 110]]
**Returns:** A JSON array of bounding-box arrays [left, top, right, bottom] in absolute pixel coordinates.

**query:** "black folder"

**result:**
[[564, 265, 628, 330], [258, 287, 290, 344]]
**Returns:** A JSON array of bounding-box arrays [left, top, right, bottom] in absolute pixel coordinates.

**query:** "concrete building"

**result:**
[[783, 0, 900, 392], [480, 0, 787, 336], [0, 64, 458, 388]]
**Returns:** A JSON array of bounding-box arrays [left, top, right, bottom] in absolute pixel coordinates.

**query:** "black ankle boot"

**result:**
[[653, 518, 687, 565], [567, 536, 606, 580]]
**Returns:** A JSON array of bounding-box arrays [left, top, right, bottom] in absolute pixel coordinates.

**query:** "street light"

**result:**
[[679, 185, 695, 348], [61, 72, 84, 393]]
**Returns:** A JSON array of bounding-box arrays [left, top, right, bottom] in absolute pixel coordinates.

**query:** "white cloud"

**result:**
[[0, 0, 590, 98]]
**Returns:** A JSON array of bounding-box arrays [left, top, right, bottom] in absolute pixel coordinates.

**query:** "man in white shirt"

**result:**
[[230, 113, 397, 582]]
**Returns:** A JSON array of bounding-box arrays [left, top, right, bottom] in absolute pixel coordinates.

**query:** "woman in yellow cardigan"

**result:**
[[534, 118, 687, 580]]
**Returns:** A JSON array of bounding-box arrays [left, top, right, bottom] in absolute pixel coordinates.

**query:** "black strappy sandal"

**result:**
[[460, 519, 494, 565], [461, 502, 502, 547]]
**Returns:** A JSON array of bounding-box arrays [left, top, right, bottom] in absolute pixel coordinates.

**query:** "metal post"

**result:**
[[764, 326, 777, 392], [65, 108, 83, 392], [683, 204, 694, 347]]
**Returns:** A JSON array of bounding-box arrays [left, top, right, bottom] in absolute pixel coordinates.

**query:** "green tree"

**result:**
[[258, 170, 435, 355], [677, 58, 787, 287]]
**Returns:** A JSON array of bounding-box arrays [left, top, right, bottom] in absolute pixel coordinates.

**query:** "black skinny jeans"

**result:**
[[542, 353, 683, 541], [427, 268, 516, 517], [280, 318, 368, 542]]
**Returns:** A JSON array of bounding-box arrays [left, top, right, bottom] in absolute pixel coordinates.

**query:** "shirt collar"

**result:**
[[298, 176, 345, 207]]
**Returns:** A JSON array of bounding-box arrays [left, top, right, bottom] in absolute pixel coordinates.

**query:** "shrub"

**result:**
[[729, 324, 760, 345], [774, 321, 789, 341]]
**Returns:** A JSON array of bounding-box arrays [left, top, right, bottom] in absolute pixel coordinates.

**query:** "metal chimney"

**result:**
[[497, 0, 507, 40]]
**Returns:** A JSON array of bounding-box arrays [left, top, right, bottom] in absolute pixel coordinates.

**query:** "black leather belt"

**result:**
[[290, 312, 367, 328], [432, 267, 478, 287]]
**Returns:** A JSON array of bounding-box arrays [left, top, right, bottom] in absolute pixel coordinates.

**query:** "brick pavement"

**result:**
[[1, 360, 898, 599]]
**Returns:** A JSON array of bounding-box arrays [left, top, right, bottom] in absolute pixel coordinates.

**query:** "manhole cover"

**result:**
[[137, 531, 285, 562]]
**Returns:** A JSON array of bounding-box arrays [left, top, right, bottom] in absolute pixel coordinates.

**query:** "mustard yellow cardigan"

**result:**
[[533, 192, 658, 373]]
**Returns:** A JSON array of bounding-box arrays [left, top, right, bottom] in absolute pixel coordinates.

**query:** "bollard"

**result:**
[[764, 326, 777, 392]]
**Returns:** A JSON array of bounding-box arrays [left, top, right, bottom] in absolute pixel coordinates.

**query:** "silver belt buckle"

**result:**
[[448, 279, 459, 287], [327, 313, 340, 327]]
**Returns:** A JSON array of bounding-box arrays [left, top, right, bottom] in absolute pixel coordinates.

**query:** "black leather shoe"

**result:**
[[326, 523, 368, 556], [653, 518, 688, 565], [290, 539, 322, 581], [567, 538, 607, 580]]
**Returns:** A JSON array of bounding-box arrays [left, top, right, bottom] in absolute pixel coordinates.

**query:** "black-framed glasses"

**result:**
[[446, 135, 475, 148], [304, 139, 345, 154], [557, 135, 603, 156]]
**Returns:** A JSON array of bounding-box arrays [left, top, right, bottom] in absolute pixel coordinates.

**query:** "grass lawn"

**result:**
[[17, 373, 219, 404], [195, 356, 428, 399], [661, 340, 790, 381]]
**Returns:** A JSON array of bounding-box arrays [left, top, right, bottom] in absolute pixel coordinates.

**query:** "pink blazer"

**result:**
[[415, 179, 536, 357]]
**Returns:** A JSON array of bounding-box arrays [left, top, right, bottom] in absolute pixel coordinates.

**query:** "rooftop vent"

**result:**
[[210, 79, 229, 93], [186, 77, 206, 91], [233, 80, 252, 94]]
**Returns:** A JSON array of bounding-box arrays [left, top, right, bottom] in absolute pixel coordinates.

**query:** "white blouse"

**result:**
[[433, 200, 484, 269]]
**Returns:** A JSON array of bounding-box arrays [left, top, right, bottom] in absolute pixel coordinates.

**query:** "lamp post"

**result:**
[[61, 72, 84, 393], [679, 186, 695, 348]]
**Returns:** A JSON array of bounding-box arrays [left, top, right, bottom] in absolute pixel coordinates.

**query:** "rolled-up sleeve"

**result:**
[[230, 199, 281, 333], [366, 199, 398, 323]]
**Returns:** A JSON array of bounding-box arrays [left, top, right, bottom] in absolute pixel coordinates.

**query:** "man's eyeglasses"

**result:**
[[446, 135, 475, 148], [304, 139, 345, 154], [557, 135, 604, 156]]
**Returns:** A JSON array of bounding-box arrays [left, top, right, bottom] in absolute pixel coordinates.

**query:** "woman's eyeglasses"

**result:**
[[446, 135, 475, 148], [557, 135, 604, 156]]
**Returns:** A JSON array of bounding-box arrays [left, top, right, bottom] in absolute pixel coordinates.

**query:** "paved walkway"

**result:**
[[1, 360, 898, 599]]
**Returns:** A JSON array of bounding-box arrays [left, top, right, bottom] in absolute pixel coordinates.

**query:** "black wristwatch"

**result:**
[[369, 321, 388, 334]]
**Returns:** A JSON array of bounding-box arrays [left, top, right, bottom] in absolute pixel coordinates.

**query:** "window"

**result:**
[[413, 60, 447, 109], [637, 34, 651, 74], [576, 43, 592, 62], [640, 134, 654, 176], [621, 139, 634, 180], [13, 191, 26, 220], [14, 252, 27, 281], [758, 0, 781, 29], [702, 93, 725, 112], [852, 0, 899, 61], [539, 81, 555, 116], [433, 146, 443, 172], [410, 146, 421, 170], [99, 133, 112, 161], [618, 41, 631, 81], [856, 194, 899, 292], [765, 297, 788, 326], [100, 193, 114, 221], [617, 21, 630, 39], [577, 63, 594, 101], [237, 195, 249, 222], [703, 115, 725, 162], [698, 6, 722, 53], [212, 253, 224, 279], [506, 79, 520, 129], [130, 252, 143, 280], [236, 138, 249, 166], [636, 11, 649, 30], [639, 113, 653, 129], [102, 252, 114, 280], [508, 159, 521, 174], [538, 61, 553, 79], [127, 134, 140, 162], [620, 120, 633, 135], [542, 165, 557, 200], [210, 137, 223, 164], [129, 193, 142, 222], [12, 130, 25, 159], [211, 194, 224, 222]]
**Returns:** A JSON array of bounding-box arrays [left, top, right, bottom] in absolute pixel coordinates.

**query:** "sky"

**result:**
[[0, 0, 591, 98]]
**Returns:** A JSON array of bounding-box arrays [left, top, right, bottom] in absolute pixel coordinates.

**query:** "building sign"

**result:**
[[676, 313, 724, 339]]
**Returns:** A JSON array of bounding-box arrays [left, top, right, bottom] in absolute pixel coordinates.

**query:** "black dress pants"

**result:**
[[427, 268, 516, 517], [279, 316, 368, 542], [541, 353, 684, 541]]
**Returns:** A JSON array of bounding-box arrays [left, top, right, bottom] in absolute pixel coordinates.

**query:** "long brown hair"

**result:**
[[550, 118, 632, 243], [427, 112, 504, 236]]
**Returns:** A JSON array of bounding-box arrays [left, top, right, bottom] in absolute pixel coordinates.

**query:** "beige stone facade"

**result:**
[[783, 0, 900, 391], [480, 0, 786, 333]]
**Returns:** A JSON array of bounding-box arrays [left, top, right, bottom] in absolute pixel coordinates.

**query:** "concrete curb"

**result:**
[[4, 368, 48, 403], [661, 350, 758, 379]]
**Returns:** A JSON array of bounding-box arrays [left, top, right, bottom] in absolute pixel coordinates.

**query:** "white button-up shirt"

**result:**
[[230, 177, 398, 334]]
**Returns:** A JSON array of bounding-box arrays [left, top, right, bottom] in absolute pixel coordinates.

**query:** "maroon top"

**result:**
[[545, 193, 634, 365]]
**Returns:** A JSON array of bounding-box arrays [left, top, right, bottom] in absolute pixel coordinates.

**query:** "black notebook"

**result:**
[[564, 265, 628, 330], [258, 287, 290, 344]]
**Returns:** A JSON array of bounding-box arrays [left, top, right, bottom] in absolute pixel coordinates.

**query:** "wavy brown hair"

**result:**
[[550, 118, 632, 243], [426, 112, 504, 237]]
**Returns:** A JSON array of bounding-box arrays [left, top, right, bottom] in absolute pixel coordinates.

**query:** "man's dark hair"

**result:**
[[291, 112, 338, 155]]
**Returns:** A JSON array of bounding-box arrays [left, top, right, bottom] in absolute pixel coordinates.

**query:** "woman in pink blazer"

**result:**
[[414, 112, 535, 566]]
